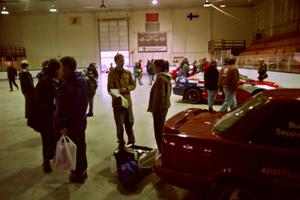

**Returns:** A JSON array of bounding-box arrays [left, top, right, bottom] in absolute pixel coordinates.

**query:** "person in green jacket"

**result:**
[[108, 53, 137, 148], [147, 59, 172, 152]]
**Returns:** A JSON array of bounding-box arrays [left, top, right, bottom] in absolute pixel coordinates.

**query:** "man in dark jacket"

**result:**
[[258, 58, 268, 81], [204, 60, 219, 112], [7, 64, 19, 91], [55, 56, 89, 183], [19, 60, 35, 119]]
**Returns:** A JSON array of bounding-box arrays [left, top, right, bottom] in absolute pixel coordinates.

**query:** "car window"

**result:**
[[249, 102, 300, 149], [213, 94, 268, 135]]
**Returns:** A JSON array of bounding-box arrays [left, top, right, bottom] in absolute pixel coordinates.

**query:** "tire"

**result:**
[[208, 182, 259, 200], [184, 88, 201, 104]]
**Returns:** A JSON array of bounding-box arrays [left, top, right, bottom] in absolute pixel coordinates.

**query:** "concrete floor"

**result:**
[[0, 73, 214, 200]]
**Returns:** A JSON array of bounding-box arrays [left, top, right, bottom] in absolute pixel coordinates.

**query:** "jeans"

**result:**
[[88, 93, 95, 114], [68, 132, 87, 174], [40, 126, 57, 162], [220, 86, 237, 112], [9, 78, 19, 91], [207, 90, 217, 110], [148, 74, 154, 85], [153, 110, 168, 152], [134, 76, 143, 85], [113, 106, 135, 145]]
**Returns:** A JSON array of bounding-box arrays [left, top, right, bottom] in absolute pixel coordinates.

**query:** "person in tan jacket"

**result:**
[[107, 53, 136, 148], [147, 59, 172, 152]]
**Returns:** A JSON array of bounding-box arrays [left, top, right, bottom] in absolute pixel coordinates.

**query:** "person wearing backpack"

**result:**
[[34, 59, 60, 173], [85, 68, 98, 117]]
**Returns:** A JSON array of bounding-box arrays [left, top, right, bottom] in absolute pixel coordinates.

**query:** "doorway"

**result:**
[[98, 19, 129, 73]]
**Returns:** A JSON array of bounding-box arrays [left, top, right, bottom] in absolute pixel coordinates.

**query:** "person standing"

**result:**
[[55, 56, 89, 183], [34, 59, 60, 173], [7, 64, 19, 91], [19, 60, 35, 119], [219, 57, 239, 112], [36, 60, 49, 81], [133, 61, 143, 85], [147, 59, 172, 152], [107, 53, 136, 149], [146, 59, 155, 85], [257, 58, 268, 81], [204, 60, 219, 112], [87, 62, 98, 80], [85, 67, 98, 117]]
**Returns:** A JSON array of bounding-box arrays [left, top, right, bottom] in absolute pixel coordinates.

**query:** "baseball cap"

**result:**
[[21, 60, 29, 65]]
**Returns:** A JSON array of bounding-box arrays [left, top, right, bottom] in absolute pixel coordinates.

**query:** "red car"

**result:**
[[173, 72, 280, 104], [155, 89, 300, 200]]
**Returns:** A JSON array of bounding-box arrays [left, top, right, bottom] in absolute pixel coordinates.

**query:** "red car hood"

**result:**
[[164, 108, 225, 140]]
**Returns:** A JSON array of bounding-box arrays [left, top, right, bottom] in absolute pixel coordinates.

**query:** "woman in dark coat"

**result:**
[[19, 60, 34, 119], [147, 59, 172, 152], [34, 59, 60, 173], [204, 60, 219, 112]]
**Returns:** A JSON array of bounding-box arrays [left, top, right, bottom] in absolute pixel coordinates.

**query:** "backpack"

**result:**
[[114, 148, 142, 190], [86, 72, 98, 94]]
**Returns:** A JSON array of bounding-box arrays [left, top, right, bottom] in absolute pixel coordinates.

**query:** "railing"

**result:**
[[236, 53, 300, 74], [208, 39, 246, 55], [0, 46, 26, 57], [254, 18, 300, 41]]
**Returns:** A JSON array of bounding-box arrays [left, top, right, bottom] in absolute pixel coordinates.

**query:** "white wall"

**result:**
[[1, 6, 256, 69]]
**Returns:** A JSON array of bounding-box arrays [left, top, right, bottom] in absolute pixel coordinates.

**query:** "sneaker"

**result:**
[[126, 141, 135, 147], [86, 113, 93, 117], [43, 161, 52, 173]]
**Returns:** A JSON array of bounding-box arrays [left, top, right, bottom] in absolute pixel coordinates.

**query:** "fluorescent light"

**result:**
[[220, 3, 226, 8], [49, 5, 57, 12], [203, 0, 211, 7], [152, 0, 158, 5], [1, 6, 9, 15]]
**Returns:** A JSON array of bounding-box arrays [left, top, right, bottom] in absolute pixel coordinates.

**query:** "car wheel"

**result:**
[[208, 182, 259, 200], [185, 88, 201, 104]]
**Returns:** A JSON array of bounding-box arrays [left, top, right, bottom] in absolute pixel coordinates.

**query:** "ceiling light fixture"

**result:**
[[1, 6, 9, 15], [100, 0, 106, 9], [152, 0, 159, 5], [220, 3, 226, 8], [49, 4, 57, 12], [203, 0, 211, 7]]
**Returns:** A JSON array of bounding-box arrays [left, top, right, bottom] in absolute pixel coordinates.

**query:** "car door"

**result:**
[[248, 101, 300, 194]]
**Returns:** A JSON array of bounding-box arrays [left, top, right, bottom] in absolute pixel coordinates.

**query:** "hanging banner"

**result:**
[[138, 32, 167, 52]]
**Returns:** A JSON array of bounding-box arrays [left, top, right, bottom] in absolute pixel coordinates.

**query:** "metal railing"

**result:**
[[236, 53, 300, 74]]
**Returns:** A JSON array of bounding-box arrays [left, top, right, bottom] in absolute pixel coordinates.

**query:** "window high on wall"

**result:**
[[99, 19, 129, 72]]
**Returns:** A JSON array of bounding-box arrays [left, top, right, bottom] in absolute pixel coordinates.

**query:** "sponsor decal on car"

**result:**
[[261, 167, 300, 181]]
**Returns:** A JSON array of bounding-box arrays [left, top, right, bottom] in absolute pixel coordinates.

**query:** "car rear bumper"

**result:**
[[154, 154, 211, 191]]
